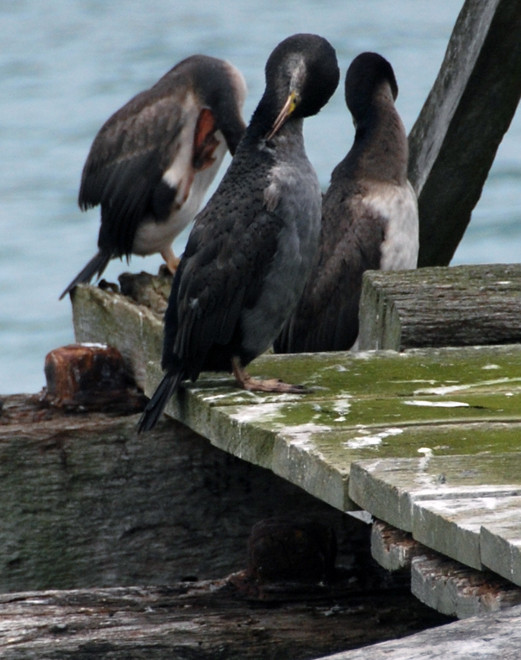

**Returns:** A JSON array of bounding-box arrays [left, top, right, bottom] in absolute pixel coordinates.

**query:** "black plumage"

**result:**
[[138, 34, 339, 432], [275, 52, 419, 353], [60, 55, 247, 299]]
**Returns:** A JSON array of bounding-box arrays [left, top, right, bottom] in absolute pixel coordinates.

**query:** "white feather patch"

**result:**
[[133, 131, 227, 255], [365, 180, 419, 271]]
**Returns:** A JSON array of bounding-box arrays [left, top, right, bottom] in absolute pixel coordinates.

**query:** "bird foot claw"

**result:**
[[240, 376, 308, 394], [232, 358, 308, 394], [160, 247, 181, 274]]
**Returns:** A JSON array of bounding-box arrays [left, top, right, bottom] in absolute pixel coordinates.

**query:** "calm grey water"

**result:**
[[1, 0, 520, 393]]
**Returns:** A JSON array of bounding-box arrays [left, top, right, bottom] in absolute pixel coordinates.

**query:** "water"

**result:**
[[1, 0, 519, 393]]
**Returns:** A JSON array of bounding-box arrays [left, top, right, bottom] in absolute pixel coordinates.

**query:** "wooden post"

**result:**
[[408, 0, 521, 266]]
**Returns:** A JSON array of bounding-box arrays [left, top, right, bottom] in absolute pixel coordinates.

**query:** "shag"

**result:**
[[60, 55, 247, 299], [138, 34, 339, 432], [275, 52, 419, 353]]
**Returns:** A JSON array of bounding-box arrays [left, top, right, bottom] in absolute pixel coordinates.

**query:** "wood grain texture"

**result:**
[[408, 0, 521, 266], [358, 264, 521, 350], [0, 579, 449, 659], [0, 395, 362, 593]]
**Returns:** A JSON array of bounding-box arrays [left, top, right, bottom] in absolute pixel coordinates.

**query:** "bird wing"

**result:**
[[276, 186, 386, 352], [78, 82, 200, 257], [162, 173, 284, 380]]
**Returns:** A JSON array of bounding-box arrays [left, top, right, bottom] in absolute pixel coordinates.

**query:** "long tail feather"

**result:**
[[137, 370, 184, 433], [59, 251, 111, 300]]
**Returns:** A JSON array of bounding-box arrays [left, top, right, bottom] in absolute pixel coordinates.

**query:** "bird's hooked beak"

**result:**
[[266, 90, 299, 141]]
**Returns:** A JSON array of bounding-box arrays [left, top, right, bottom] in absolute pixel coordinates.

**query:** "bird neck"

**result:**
[[245, 103, 305, 152], [349, 99, 408, 185]]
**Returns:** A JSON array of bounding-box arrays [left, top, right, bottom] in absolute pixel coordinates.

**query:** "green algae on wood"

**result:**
[[72, 283, 521, 513], [71, 280, 521, 594], [143, 345, 521, 512]]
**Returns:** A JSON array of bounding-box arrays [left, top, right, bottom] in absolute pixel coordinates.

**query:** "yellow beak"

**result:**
[[266, 91, 298, 141]]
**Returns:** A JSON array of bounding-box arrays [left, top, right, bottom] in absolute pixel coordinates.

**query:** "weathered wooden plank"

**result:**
[[348, 454, 521, 532], [368, 518, 521, 621], [0, 580, 450, 660], [411, 554, 521, 619], [316, 603, 521, 659], [71, 282, 521, 610], [481, 511, 521, 587], [358, 264, 521, 351], [0, 395, 361, 593], [73, 283, 521, 512], [369, 519, 521, 617], [407, 0, 521, 266], [350, 455, 521, 586], [412, 495, 521, 572], [72, 283, 163, 391], [0, 400, 454, 655], [370, 519, 427, 572], [147, 349, 521, 512]]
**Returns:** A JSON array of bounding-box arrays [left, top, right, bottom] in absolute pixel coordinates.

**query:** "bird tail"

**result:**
[[59, 251, 111, 300], [137, 370, 184, 433]]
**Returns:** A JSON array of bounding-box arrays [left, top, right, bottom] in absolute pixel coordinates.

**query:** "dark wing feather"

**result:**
[[276, 180, 385, 353], [59, 250, 111, 300], [162, 155, 283, 380], [137, 368, 185, 433], [79, 84, 188, 257]]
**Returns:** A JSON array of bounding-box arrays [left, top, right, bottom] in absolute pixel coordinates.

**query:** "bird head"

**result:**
[[192, 55, 248, 155], [345, 52, 398, 128], [259, 34, 339, 141]]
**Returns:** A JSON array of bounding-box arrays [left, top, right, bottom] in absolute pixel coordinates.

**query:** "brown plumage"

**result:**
[[60, 55, 247, 299], [275, 52, 419, 353]]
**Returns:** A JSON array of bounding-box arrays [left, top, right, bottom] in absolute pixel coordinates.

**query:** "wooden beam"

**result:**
[[316, 603, 521, 659], [0, 395, 360, 593], [0, 579, 450, 659], [411, 554, 521, 618], [408, 0, 521, 266], [358, 264, 521, 351]]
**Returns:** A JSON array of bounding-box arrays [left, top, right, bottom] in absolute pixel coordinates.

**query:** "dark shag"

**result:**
[[138, 34, 339, 432], [60, 55, 247, 299], [275, 52, 419, 353]]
